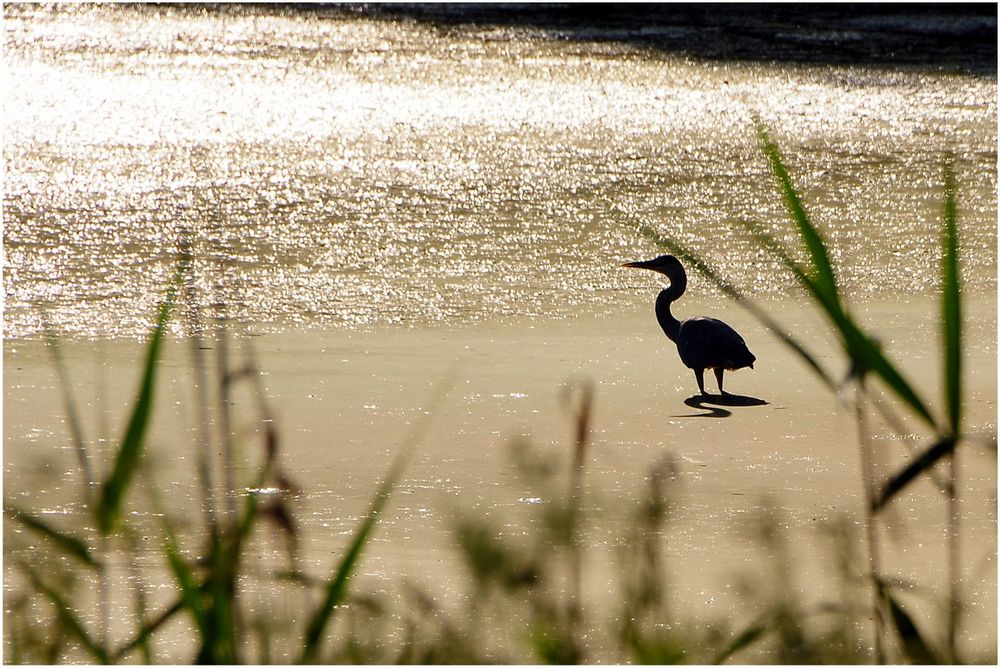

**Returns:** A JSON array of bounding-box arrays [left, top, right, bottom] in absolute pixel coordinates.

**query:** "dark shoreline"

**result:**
[[311, 3, 998, 74], [30, 3, 996, 73]]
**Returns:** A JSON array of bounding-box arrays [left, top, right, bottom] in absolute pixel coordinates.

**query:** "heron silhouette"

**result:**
[[623, 254, 756, 396]]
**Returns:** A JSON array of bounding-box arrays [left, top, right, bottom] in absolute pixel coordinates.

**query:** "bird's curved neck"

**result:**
[[655, 274, 686, 342]]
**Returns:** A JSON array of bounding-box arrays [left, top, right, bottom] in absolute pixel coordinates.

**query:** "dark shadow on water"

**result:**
[[674, 393, 768, 419]]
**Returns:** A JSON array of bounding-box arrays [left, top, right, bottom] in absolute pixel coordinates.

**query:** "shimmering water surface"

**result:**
[[5, 4, 996, 339], [4, 5, 998, 663]]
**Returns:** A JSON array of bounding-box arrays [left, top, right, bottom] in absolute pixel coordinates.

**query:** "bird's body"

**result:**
[[625, 254, 755, 395], [674, 315, 756, 372]]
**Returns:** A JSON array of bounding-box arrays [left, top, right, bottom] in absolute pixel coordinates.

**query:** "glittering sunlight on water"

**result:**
[[4, 4, 997, 339]]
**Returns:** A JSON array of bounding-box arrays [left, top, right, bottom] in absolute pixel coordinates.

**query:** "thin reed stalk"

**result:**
[[565, 381, 594, 661], [947, 454, 960, 663], [180, 232, 220, 538], [214, 308, 239, 530], [40, 316, 94, 506], [854, 378, 887, 663], [941, 156, 963, 664]]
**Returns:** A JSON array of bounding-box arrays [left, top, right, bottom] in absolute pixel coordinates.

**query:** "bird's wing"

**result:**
[[677, 317, 756, 370]]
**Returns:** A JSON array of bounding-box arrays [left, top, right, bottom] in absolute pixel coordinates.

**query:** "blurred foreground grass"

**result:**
[[4, 128, 996, 664]]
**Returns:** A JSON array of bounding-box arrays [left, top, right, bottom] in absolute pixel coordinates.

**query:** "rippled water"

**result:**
[[4, 4, 997, 340], [4, 7, 998, 663]]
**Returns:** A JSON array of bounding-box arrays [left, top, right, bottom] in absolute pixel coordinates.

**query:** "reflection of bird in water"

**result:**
[[623, 254, 755, 396]]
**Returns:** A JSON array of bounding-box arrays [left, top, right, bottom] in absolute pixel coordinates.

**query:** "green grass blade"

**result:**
[[713, 619, 770, 664], [40, 317, 95, 502], [735, 217, 843, 324], [833, 311, 937, 428], [298, 377, 450, 663], [735, 218, 813, 287], [145, 465, 212, 654], [737, 218, 937, 429], [941, 158, 962, 438], [872, 437, 956, 512], [760, 229, 933, 426], [754, 119, 840, 308], [299, 449, 408, 663], [886, 591, 939, 664], [750, 125, 938, 429], [24, 566, 110, 664], [163, 537, 208, 637], [200, 540, 238, 664], [112, 598, 185, 663], [96, 284, 177, 535], [129, 576, 154, 664], [5, 506, 99, 568]]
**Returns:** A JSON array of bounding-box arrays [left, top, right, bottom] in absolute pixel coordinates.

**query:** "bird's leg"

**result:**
[[714, 367, 729, 395], [694, 368, 707, 396]]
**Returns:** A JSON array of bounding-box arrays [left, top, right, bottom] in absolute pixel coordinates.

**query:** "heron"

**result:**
[[623, 254, 755, 396]]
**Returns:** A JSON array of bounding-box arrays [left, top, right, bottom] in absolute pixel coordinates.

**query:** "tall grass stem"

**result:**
[[854, 379, 886, 663]]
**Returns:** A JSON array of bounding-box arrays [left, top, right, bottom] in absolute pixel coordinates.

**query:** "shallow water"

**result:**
[[5, 300, 998, 662], [4, 4, 997, 339], [3, 4, 998, 664]]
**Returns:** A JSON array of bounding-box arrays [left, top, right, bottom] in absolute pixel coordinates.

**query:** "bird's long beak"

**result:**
[[621, 260, 656, 270]]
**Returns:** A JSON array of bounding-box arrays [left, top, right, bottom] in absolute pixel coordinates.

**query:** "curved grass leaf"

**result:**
[[736, 218, 932, 433], [129, 572, 154, 664], [872, 437, 956, 512], [737, 219, 937, 433], [735, 218, 811, 285], [299, 448, 408, 664], [23, 566, 110, 664], [751, 123, 938, 430], [163, 536, 208, 638], [40, 317, 94, 501], [145, 462, 235, 663], [713, 619, 770, 664], [886, 591, 939, 664], [754, 119, 840, 308], [298, 378, 451, 663], [832, 310, 937, 429], [112, 598, 185, 663], [941, 158, 962, 438], [6, 506, 98, 568], [96, 283, 177, 535]]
